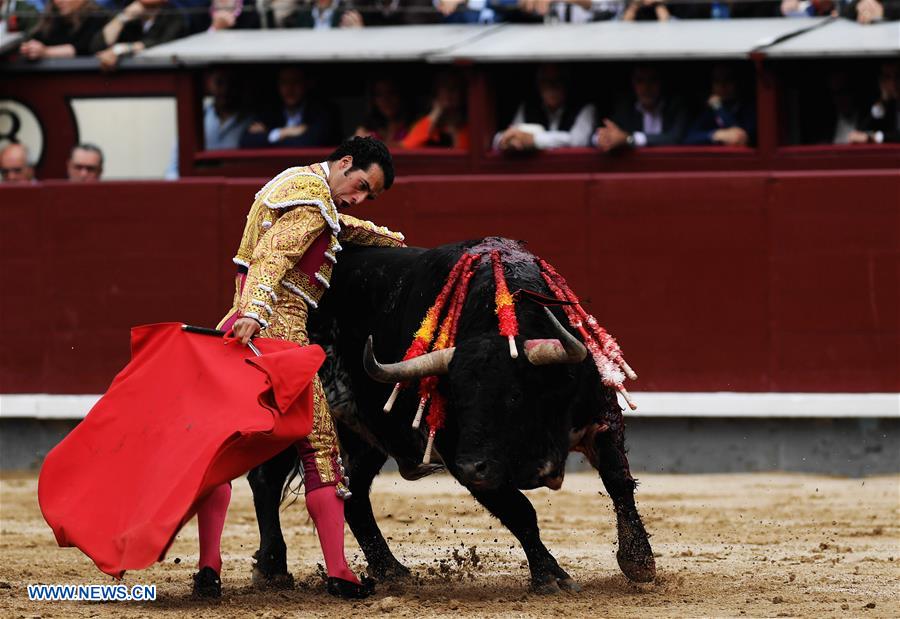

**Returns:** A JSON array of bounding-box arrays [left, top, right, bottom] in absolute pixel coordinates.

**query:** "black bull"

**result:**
[[248, 239, 655, 592]]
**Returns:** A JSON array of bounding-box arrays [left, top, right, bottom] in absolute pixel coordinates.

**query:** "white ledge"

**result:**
[[1, 392, 897, 420], [623, 392, 900, 418]]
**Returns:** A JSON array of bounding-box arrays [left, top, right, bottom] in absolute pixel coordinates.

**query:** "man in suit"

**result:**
[[240, 66, 341, 148], [684, 63, 756, 146], [593, 64, 688, 152]]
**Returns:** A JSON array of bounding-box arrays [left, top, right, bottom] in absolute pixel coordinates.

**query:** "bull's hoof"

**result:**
[[616, 551, 656, 583], [531, 578, 561, 595], [531, 575, 580, 595], [370, 560, 412, 583], [615, 504, 656, 583], [557, 577, 582, 593], [251, 566, 295, 590]]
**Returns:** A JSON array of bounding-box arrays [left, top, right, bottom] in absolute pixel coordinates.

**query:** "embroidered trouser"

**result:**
[[218, 272, 347, 495], [296, 378, 346, 493]]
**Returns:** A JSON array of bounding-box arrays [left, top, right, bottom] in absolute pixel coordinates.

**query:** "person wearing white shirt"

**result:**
[[494, 64, 596, 152]]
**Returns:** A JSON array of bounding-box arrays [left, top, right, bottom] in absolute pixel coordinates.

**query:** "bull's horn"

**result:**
[[523, 308, 588, 365], [363, 336, 455, 383]]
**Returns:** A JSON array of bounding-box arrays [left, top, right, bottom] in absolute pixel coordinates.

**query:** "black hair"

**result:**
[[327, 136, 395, 190], [72, 143, 104, 166]]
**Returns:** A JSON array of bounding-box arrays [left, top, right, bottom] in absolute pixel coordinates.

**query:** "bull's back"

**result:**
[[323, 242, 482, 358]]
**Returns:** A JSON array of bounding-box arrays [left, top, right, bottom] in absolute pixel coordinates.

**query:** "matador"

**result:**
[[193, 137, 405, 600]]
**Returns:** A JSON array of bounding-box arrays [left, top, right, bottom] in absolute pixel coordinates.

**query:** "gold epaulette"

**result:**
[[233, 164, 338, 268], [338, 213, 406, 248]]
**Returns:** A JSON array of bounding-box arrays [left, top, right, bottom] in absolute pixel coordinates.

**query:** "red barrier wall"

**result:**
[[1, 170, 897, 394]]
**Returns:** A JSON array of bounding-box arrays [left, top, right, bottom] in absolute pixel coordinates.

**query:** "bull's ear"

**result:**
[[363, 336, 454, 382]]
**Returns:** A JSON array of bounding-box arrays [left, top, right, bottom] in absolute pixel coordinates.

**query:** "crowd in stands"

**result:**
[[195, 59, 894, 158], [489, 59, 896, 151], [1, 57, 896, 184], [2, 58, 895, 184], [3, 0, 899, 70]]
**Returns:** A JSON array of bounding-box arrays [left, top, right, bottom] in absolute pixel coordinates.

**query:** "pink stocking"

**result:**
[[197, 482, 232, 574], [305, 486, 359, 584]]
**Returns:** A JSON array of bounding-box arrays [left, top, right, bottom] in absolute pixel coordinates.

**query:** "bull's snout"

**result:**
[[455, 458, 502, 489]]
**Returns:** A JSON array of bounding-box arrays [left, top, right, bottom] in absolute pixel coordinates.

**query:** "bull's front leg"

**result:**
[[247, 448, 297, 588], [467, 485, 579, 594], [577, 423, 656, 582], [342, 444, 412, 582]]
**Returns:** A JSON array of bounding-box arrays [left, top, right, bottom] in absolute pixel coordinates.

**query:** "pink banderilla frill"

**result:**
[[538, 259, 638, 410]]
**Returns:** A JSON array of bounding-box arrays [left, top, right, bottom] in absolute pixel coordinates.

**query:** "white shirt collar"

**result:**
[[320, 160, 330, 178], [545, 106, 564, 130]]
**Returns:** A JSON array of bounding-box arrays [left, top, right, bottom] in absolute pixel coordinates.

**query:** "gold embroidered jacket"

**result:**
[[225, 162, 405, 340]]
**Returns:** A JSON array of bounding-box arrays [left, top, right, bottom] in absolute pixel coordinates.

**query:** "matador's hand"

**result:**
[[232, 317, 261, 345]]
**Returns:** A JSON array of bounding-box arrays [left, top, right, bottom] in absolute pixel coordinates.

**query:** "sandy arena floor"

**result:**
[[0, 471, 898, 618]]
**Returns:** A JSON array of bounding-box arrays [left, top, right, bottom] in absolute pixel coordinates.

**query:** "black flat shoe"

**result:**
[[192, 566, 222, 599], [326, 575, 375, 599]]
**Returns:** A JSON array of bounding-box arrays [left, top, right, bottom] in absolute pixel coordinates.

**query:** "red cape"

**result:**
[[38, 322, 323, 578]]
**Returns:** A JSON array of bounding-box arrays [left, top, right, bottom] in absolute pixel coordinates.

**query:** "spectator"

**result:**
[[91, 0, 188, 71], [779, 0, 836, 16], [0, 143, 35, 183], [354, 76, 411, 148], [165, 67, 254, 178], [435, 0, 608, 23], [434, 0, 501, 23], [354, 0, 440, 25], [239, 66, 341, 148], [592, 0, 625, 19], [849, 60, 899, 144], [283, 0, 364, 27], [173, 0, 217, 33], [198, 0, 266, 31], [593, 64, 688, 152], [18, 0, 108, 59], [684, 63, 756, 146], [269, 0, 301, 27], [801, 69, 866, 144], [435, 0, 576, 23], [516, 0, 608, 22], [494, 63, 595, 152], [401, 70, 469, 149], [202, 68, 253, 148], [672, 0, 780, 18], [67, 143, 103, 181], [622, 0, 671, 21], [842, 0, 900, 23]]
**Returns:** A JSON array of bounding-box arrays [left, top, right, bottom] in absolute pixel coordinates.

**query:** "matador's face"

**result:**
[[329, 157, 385, 209]]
